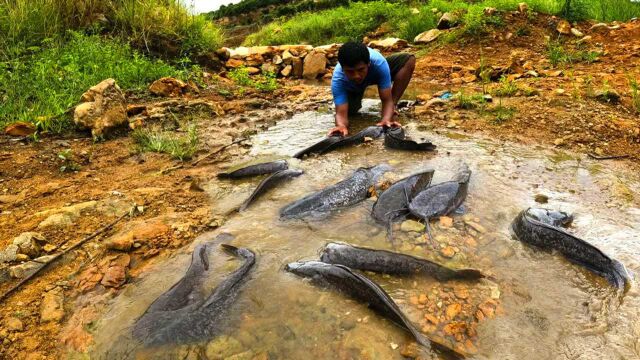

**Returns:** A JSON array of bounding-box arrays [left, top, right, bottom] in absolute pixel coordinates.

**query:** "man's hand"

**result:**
[[376, 119, 401, 129], [328, 125, 348, 137]]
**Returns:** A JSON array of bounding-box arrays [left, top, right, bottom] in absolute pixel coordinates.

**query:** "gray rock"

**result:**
[[0, 244, 19, 264], [414, 29, 441, 44], [437, 12, 459, 30], [12, 232, 46, 258]]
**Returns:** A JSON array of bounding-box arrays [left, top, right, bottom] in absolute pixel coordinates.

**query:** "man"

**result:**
[[329, 41, 416, 136]]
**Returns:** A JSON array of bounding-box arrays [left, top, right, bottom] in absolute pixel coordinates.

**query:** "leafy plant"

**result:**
[[457, 91, 486, 110], [228, 67, 278, 92], [493, 76, 519, 97], [58, 149, 81, 172], [489, 105, 516, 125], [131, 125, 198, 161]]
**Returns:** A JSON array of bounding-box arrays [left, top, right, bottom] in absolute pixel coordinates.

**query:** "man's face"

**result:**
[[342, 62, 369, 84]]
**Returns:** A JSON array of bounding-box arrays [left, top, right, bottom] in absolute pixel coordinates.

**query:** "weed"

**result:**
[[493, 76, 519, 97], [584, 75, 595, 98], [131, 125, 198, 161], [457, 91, 486, 110], [489, 105, 516, 125], [546, 40, 600, 67], [58, 149, 81, 172], [228, 67, 278, 92], [629, 77, 640, 114], [515, 26, 531, 37]]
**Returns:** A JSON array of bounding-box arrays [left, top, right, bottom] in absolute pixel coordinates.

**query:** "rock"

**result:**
[[149, 77, 188, 97], [6, 317, 24, 332], [4, 122, 36, 137], [446, 303, 462, 319], [43, 244, 57, 253], [556, 20, 572, 35], [302, 52, 327, 79], [437, 12, 459, 30], [401, 220, 425, 233], [0, 244, 19, 264], [441, 246, 456, 258], [426, 98, 448, 107], [9, 259, 47, 279], [439, 216, 454, 227], [414, 29, 441, 44], [282, 50, 294, 63], [40, 288, 65, 323], [454, 286, 469, 299], [12, 232, 46, 258], [534, 194, 549, 203], [105, 234, 133, 252], [15, 253, 29, 262], [577, 35, 592, 45], [571, 28, 584, 37], [38, 213, 74, 228], [589, 23, 609, 32], [205, 335, 243, 359], [245, 67, 260, 75], [292, 57, 304, 78], [518, 2, 528, 13], [280, 65, 293, 77], [424, 313, 439, 324], [478, 301, 495, 318], [73, 79, 127, 137], [225, 58, 244, 68], [465, 220, 486, 233], [484, 7, 497, 16], [273, 55, 283, 65], [100, 265, 126, 288], [400, 342, 421, 358], [260, 63, 277, 74], [368, 38, 408, 51], [462, 74, 477, 83], [594, 89, 621, 104]]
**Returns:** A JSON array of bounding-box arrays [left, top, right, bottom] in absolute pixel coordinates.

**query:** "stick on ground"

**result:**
[[0, 208, 134, 303]]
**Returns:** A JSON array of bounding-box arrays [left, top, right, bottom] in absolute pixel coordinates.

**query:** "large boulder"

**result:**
[[302, 51, 327, 79], [414, 29, 441, 44], [73, 79, 127, 137]]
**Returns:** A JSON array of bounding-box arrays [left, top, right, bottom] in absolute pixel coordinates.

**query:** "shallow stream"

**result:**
[[91, 100, 640, 359]]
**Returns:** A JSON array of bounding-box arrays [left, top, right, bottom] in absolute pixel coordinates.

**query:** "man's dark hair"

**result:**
[[338, 41, 370, 68]]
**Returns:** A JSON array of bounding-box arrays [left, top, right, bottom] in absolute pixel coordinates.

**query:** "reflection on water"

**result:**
[[90, 100, 640, 359]]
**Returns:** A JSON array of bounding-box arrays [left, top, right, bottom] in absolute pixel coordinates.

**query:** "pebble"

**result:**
[[534, 194, 549, 203], [439, 216, 454, 227], [6, 317, 23, 332], [418, 293, 428, 304], [424, 313, 439, 325], [441, 246, 456, 258], [40, 288, 65, 323], [454, 287, 469, 300], [465, 221, 486, 233], [400, 220, 425, 233], [446, 303, 462, 319]]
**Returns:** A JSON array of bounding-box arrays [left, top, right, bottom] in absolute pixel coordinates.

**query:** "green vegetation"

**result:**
[[546, 40, 600, 67], [0, 32, 184, 133], [228, 67, 278, 92], [630, 78, 640, 114], [132, 124, 199, 160], [0, 0, 223, 60], [489, 105, 516, 125], [457, 91, 486, 110], [243, 0, 640, 46], [57, 149, 81, 172], [493, 76, 519, 97]]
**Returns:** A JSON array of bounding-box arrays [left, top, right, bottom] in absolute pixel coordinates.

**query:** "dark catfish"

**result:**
[[319, 242, 484, 281], [217, 160, 288, 179], [293, 136, 343, 159], [321, 126, 385, 154], [285, 261, 465, 358], [511, 208, 631, 289], [409, 164, 471, 220], [280, 164, 390, 219], [384, 127, 436, 151], [239, 169, 304, 211], [132, 243, 255, 346], [371, 169, 435, 225]]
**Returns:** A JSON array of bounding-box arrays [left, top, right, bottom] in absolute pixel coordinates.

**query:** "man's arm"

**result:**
[[377, 87, 400, 128], [329, 103, 349, 136]]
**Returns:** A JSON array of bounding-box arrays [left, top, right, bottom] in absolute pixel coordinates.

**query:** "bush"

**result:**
[[244, 1, 410, 46], [0, 32, 183, 133], [0, 0, 224, 61]]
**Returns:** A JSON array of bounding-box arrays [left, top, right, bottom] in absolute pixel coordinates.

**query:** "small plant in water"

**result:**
[[58, 149, 81, 172]]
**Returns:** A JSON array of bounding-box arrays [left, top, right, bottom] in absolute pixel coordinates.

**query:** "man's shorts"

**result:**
[[347, 52, 414, 115]]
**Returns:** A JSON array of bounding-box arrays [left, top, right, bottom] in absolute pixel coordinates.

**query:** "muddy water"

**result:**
[[91, 100, 640, 359]]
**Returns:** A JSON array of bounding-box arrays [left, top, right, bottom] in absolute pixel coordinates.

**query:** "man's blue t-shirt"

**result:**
[[331, 47, 392, 106]]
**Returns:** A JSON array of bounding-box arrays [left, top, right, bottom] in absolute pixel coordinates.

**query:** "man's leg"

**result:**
[[385, 53, 416, 105]]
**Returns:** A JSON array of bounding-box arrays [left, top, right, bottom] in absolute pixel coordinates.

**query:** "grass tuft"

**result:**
[[228, 67, 278, 92], [630, 77, 640, 114], [131, 124, 198, 161], [493, 76, 519, 97]]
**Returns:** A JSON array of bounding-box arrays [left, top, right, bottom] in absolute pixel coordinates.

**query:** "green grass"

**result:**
[[228, 67, 278, 92], [0, 32, 185, 133], [457, 91, 486, 110], [489, 105, 516, 124], [131, 124, 198, 161], [630, 77, 640, 114], [546, 40, 601, 67], [0, 0, 224, 61], [493, 76, 519, 97], [243, 0, 640, 46]]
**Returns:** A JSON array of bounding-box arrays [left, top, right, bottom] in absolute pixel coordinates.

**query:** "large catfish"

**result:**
[[371, 169, 435, 226], [384, 127, 436, 151], [239, 169, 304, 211], [217, 160, 288, 179]]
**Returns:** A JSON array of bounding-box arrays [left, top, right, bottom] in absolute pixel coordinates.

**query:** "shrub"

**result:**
[[493, 76, 519, 97], [0, 32, 183, 133]]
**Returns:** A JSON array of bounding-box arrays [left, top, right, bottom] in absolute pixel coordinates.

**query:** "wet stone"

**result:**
[[205, 335, 244, 360], [401, 220, 425, 233], [441, 246, 456, 258], [446, 303, 462, 319], [100, 265, 126, 288], [439, 216, 454, 228], [534, 194, 549, 204]]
